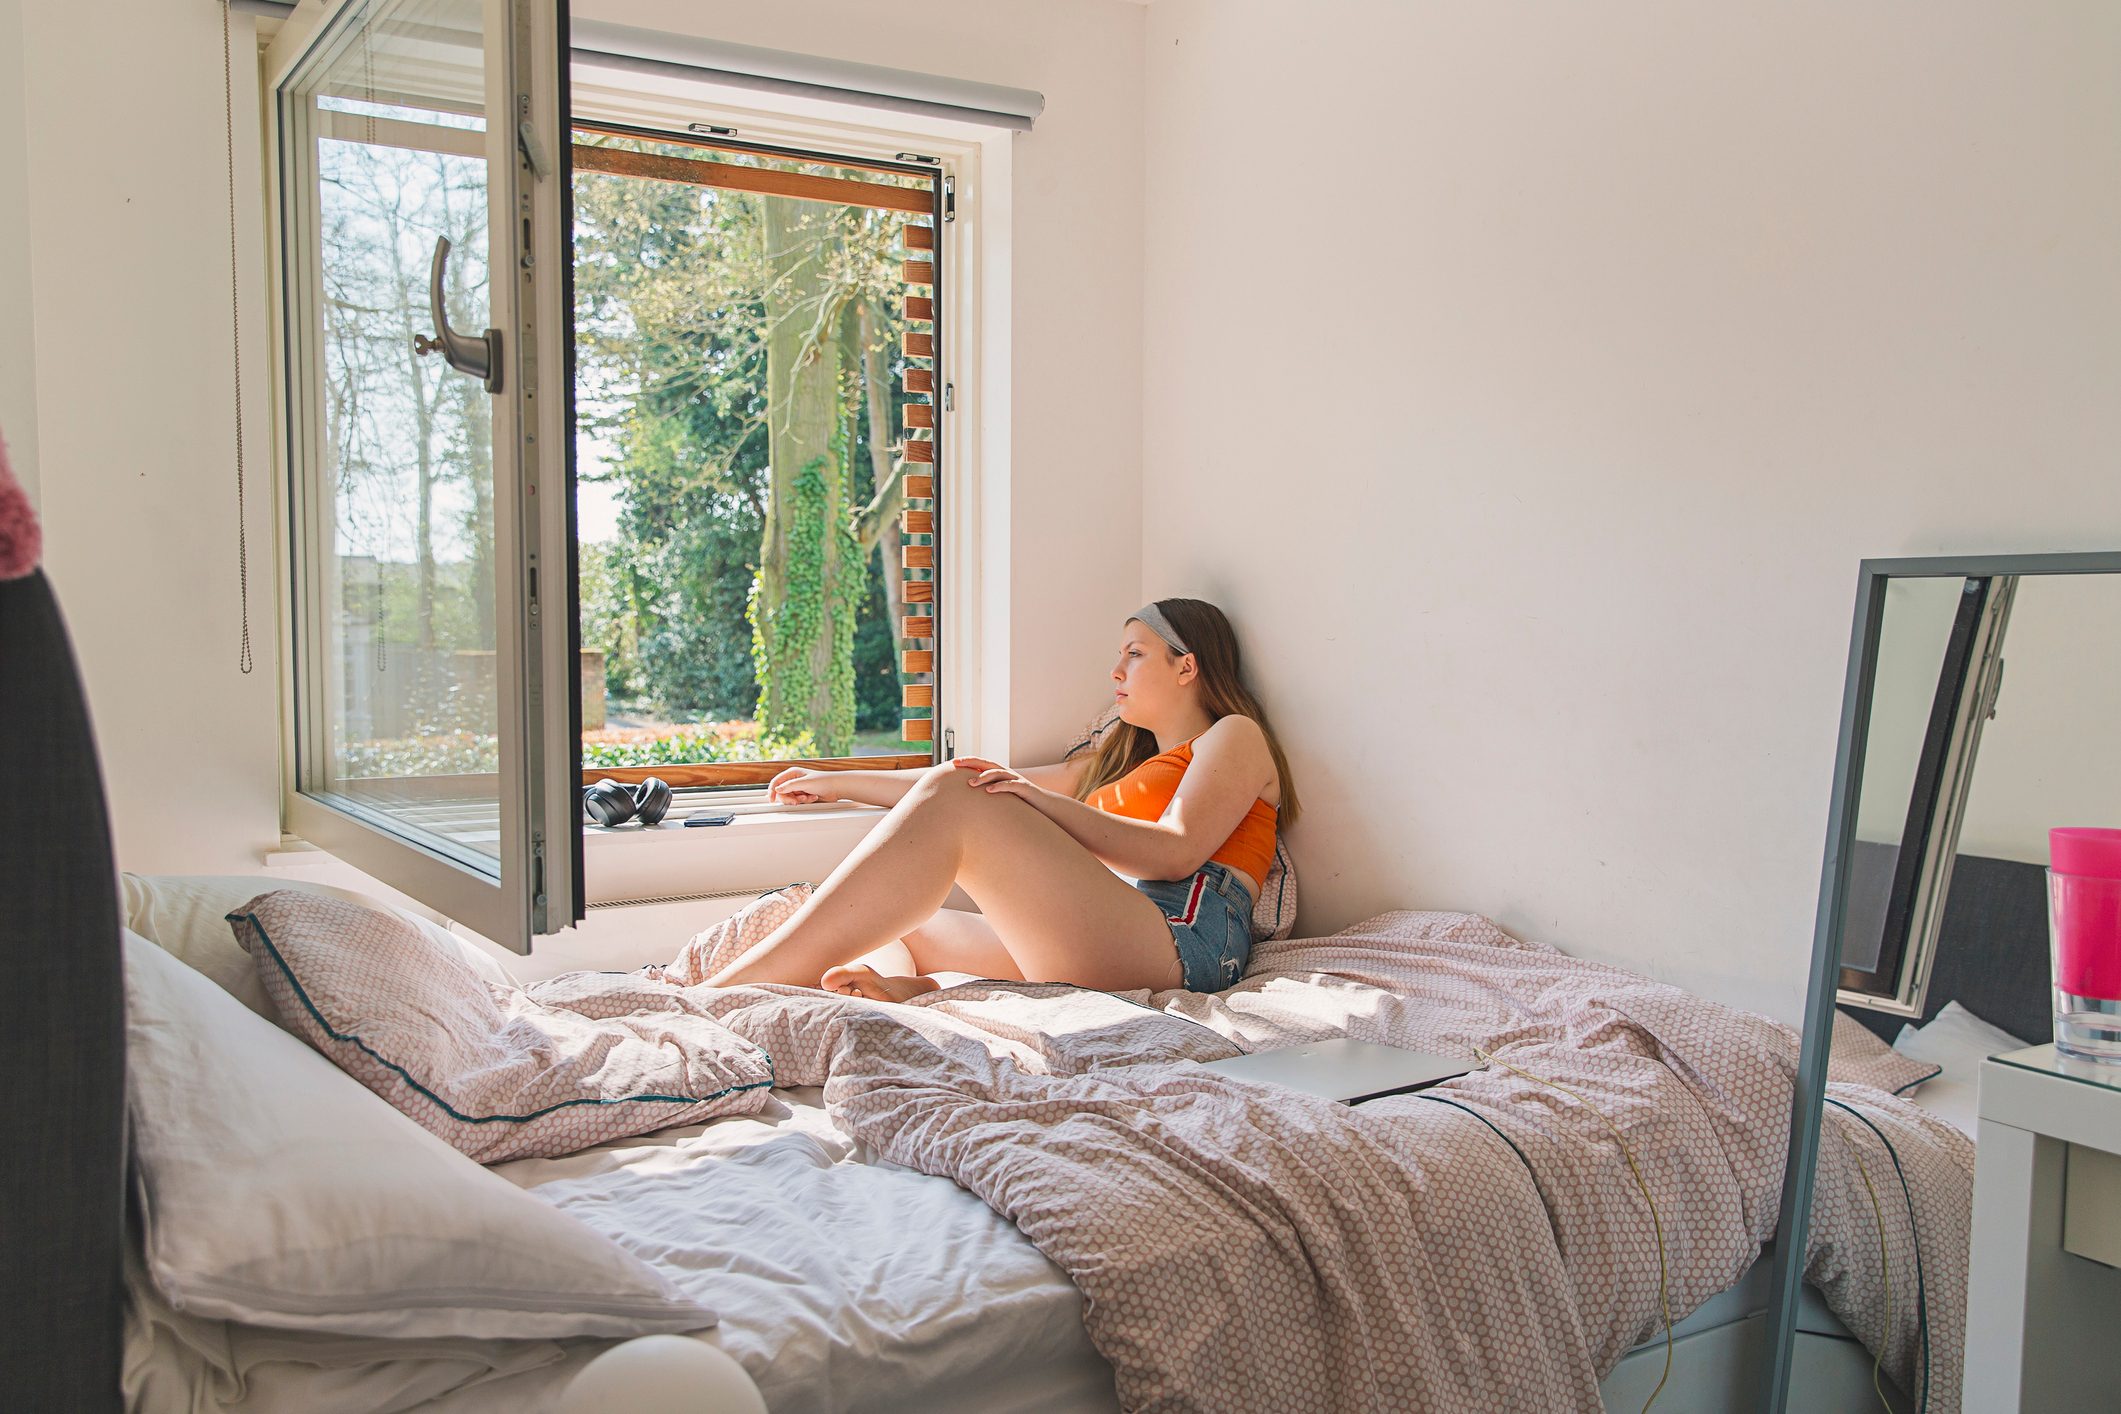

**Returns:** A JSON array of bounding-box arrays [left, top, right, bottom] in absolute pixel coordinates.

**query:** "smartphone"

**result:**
[[683, 813, 737, 828]]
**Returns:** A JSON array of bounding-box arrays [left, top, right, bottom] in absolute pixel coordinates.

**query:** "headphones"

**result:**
[[582, 776, 672, 828]]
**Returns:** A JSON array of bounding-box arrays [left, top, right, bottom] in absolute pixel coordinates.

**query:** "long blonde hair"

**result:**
[[1070, 598, 1301, 826]]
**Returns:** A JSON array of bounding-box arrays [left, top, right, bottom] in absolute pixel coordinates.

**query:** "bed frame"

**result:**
[[1844, 841, 2052, 1045], [0, 568, 126, 1411], [14, 558, 1907, 1412]]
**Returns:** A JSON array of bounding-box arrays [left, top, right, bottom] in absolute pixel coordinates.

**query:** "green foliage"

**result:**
[[749, 448, 861, 751], [577, 540, 641, 701], [581, 725, 817, 768], [340, 722, 817, 778], [569, 146, 922, 756]]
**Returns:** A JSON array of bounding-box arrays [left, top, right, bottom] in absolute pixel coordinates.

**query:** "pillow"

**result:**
[[124, 929, 718, 1340], [1891, 1001, 2035, 1137], [230, 890, 774, 1163], [1825, 1009, 1942, 1094], [1252, 838, 1299, 943], [122, 872, 513, 1026]]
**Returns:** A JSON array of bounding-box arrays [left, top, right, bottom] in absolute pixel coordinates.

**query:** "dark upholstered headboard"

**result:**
[[1846, 851, 2052, 1046], [0, 568, 125, 1410]]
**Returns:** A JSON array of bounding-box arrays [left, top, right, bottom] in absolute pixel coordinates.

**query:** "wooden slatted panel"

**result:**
[[899, 221, 940, 755], [571, 143, 933, 215]]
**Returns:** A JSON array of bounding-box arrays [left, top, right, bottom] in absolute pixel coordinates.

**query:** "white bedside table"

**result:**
[[1965, 1044, 2121, 1412]]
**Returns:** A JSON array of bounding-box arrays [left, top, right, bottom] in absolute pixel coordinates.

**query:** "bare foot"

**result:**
[[820, 964, 941, 1003]]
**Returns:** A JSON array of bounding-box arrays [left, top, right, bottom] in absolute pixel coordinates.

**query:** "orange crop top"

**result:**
[[1086, 740, 1278, 886]]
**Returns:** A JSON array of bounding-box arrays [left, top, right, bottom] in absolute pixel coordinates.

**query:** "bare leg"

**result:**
[[824, 908, 1018, 1000], [707, 763, 1182, 992]]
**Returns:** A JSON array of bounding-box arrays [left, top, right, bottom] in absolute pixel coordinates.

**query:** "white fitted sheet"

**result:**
[[124, 1086, 1118, 1414], [128, 1082, 1851, 1413]]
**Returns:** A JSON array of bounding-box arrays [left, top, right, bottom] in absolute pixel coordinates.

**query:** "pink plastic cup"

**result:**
[[2050, 828, 2121, 1062]]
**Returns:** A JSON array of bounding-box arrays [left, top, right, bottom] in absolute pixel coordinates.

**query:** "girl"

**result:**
[[707, 598, 1300, 999]]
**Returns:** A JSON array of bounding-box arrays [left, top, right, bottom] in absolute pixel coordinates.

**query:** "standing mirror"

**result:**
[[1767, 551, 2121, 1414]]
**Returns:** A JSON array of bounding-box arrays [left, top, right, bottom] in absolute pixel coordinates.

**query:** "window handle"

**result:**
[[412, 236, 502, 394]]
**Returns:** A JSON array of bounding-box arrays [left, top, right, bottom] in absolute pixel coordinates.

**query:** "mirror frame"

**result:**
[[1764, 549, 2121, 1413], [1837, 574, 2015, 1014]]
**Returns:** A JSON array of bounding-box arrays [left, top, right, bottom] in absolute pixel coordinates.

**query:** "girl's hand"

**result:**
[[953, 756, 1041, 802], [768, 766, 840, 805]]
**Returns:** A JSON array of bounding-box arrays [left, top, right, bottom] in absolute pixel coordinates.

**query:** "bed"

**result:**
[[114, 874, 1957, 1413]]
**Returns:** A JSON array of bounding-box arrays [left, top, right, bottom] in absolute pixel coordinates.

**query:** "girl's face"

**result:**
[[1111, 621, 1195, 727]]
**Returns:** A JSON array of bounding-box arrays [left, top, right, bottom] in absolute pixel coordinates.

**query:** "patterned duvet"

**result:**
[[530, 902, 1970, 1413]]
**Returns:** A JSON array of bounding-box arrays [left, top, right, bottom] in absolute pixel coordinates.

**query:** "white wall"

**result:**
[[17, 0, 280, 874], [14, 0, 1143, 882], [1852, 576, 1963, 846], [1959, 573, 2121, 864], [0, 0, 38, 501], [1142, 0, 2121, 1019]]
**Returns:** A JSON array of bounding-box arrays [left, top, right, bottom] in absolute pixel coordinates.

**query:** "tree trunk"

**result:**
[[846, 300, 908, 731], [751, 199, 857, 753]]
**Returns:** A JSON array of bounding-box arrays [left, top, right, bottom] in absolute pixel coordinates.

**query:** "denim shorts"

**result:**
[[1133, 861, 1255, 993]]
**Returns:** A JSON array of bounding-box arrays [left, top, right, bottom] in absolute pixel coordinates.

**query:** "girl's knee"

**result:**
[[904, 761, 974, 811]]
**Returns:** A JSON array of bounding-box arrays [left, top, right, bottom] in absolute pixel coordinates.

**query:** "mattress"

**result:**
[[124, 1086, 1119, 1414], [126, 1079, 1852, 1414]]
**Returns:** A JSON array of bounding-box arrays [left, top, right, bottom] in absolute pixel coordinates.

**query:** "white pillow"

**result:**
[[122, 872, 512, 1025], [1892, 1001, 2034, 1138], [124, 929, 718, 1340]]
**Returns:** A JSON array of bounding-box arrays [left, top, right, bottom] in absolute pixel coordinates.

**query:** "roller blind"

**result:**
[[240, 4, 1045, 131], [572, 21, 1043, 131]]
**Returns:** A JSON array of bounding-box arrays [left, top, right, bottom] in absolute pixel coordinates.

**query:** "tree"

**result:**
[[317, 134, 491, 746], [571, 145, 916, 753]]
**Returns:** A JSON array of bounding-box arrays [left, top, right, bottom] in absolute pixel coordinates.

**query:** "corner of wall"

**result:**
[[0, 0, 40, 506]]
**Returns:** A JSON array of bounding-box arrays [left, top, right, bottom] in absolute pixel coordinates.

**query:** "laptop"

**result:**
[[1203, 1037, 1472, 1105]]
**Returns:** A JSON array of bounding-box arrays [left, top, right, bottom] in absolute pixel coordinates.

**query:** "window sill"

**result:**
[[582, 803, 883, 905]]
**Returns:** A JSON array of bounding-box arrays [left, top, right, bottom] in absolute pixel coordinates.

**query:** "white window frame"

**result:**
[[258, 19, 1016, 917], [261, 0, 579, 948], [556, 64, 1014, 905]]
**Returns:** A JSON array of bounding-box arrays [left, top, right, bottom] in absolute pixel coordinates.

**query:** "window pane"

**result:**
[[570, 138, 936, 778], [290, 0, 502, 865]]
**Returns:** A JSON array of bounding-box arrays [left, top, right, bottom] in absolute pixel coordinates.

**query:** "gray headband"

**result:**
[[1130, 604, 1191, 657]]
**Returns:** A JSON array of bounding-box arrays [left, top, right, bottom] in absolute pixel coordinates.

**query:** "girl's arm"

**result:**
[[767, 765, 928, 808], [770, 754, 1086, 809], [956, 716, 1275, 880]]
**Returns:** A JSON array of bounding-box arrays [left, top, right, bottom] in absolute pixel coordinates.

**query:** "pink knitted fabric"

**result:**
[[0, 431, 39, 581]]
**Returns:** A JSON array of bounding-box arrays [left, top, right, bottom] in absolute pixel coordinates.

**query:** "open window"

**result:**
[[271, 0, 579, 951], [271, 13, 1030, 936], [567, 125, 945, 794]]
